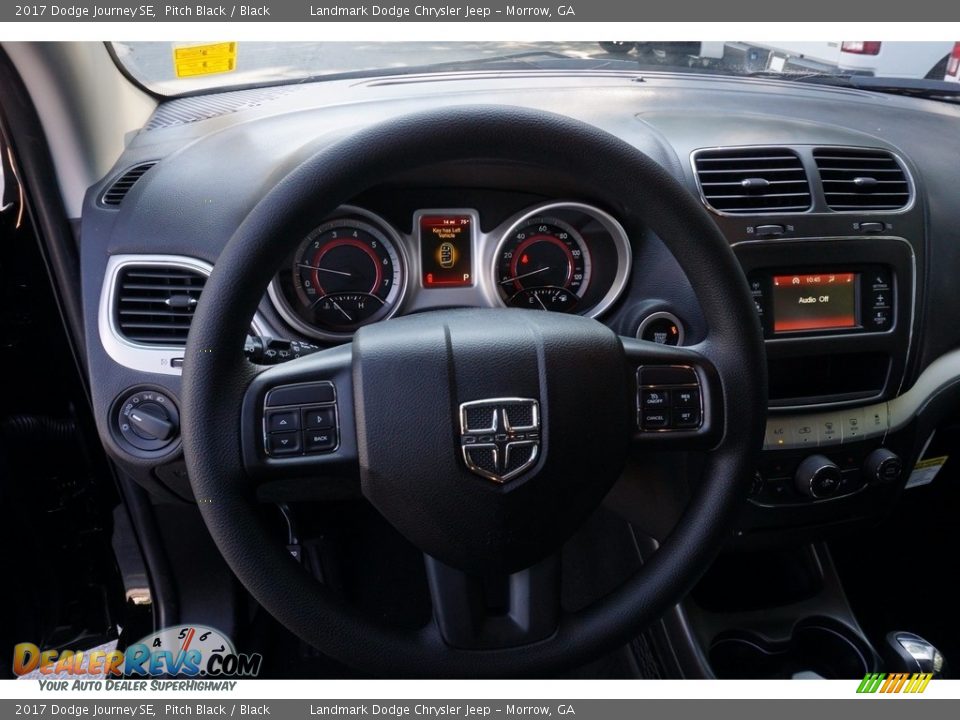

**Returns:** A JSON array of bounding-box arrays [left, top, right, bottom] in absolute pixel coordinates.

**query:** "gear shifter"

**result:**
[[884, 632, 947, 677]]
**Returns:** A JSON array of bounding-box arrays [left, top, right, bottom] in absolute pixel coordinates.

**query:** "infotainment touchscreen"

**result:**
[[771, 272, 858, 333]]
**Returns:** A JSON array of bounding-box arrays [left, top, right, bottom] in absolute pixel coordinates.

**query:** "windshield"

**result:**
[[112, 41, 960, 96]]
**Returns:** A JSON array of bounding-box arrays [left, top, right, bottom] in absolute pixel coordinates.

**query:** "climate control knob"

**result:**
[[864, 448, 903, 485], [795, 454, 842, 499]]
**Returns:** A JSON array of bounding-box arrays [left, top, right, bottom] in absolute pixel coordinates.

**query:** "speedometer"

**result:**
[[495, 217, 591, 312]]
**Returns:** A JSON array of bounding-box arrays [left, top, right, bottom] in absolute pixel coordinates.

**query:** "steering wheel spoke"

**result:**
[[240, 343, 360, 491], [424, 554, 561, 651], [621, 336, 725, 450]]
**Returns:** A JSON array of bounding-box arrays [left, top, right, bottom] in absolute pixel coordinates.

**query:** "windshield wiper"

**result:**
[[746, 70, 960, 103]]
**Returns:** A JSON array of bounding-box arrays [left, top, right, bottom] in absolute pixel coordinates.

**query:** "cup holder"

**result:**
[[710, 618, 875, 679]]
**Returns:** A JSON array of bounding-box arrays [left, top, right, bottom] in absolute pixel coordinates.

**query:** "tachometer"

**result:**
[[495, 217, 591, 312], [271, 213, 405, 340]]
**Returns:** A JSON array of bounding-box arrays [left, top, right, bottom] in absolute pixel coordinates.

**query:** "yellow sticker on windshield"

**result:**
[[173, 42, 237, 78]]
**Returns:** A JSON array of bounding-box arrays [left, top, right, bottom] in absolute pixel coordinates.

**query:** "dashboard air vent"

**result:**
[[114, 265, 205, 346], [101, 162, 157, 206], [693, 148, 812, 214], [813, 148, 910, 211]]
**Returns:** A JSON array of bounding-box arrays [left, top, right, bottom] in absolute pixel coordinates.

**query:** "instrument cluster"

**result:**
[[269, 201, 633, 342]]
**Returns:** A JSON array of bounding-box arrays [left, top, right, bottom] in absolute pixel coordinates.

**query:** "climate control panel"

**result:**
[[764, 403, 888, 450]]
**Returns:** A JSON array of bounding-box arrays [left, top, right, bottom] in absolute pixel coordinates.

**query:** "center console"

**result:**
[[731, 236, 915, 527]]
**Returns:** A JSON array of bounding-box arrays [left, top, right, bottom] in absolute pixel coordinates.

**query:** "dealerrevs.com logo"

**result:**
[[13, 625, 262, 688]]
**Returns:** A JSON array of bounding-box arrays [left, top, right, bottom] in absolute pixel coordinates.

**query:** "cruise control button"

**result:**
[[304, 429, 337, 453], [302, 406, 336, 429], [674, 408, 701, 428], [674, 388, 700, 408], [266, 431, 301, 456], [641, 389, 670, 409], [641, 411, 669, 429], [266, 410, 299, 433]]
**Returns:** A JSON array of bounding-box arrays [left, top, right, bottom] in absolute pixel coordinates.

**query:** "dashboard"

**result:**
[[75, 69, 960, 541]]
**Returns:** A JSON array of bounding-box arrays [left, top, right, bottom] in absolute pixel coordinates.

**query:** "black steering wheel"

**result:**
[[181, 105, 766, 677]]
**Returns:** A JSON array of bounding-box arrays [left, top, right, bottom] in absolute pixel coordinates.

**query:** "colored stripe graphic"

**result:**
[[858, 672, 932, 694]]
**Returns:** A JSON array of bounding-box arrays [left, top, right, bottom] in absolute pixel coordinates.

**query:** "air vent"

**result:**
[[693, 148, 812, 214], [114, 265, 205, 346], [101, 162, 157, 206], [814, 148, 910, 211]]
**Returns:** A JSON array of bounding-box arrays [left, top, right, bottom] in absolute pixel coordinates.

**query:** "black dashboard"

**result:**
[[78, 69, 960, 540]]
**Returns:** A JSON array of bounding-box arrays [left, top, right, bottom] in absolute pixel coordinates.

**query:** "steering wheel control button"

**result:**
[[642, 411, 669, 429], [674, 388, 700, 408], [636, 365, 702, 432], [302, 406, 335, 429], [641, 389, 670, 409], [265, 381, 336, 407], [674, 408, 701, 428], [267, 431, 301, 456], [262, 381, 340, 458], [266, 410, 299, 433], [116, 388, 180, 453], [304, 430, 338, 453]]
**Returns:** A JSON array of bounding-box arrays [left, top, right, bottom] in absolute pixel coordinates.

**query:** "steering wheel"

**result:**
[[181, 106, 766, 677]]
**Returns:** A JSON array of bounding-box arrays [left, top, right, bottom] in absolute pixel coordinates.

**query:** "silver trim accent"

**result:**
[[489, 201, 633, 320], [732, 235, 917, 410], [636, 311, 685, 345], [459, 398, 540, 484], [811, 145, 916, 215], [267, 205, 410, 343], [889, 346, 960, 433], [691, 145, 813, 217], [98, 254, 270, 376], [689, 144, 916, 218]]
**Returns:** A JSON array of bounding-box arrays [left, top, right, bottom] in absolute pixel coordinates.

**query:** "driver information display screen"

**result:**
[[420, 214, 474, 288], [772, 272, 859, 333]]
